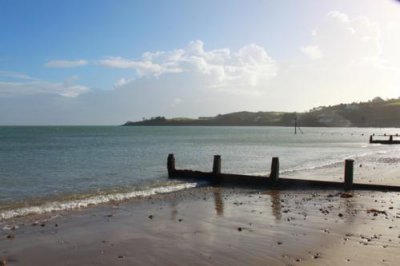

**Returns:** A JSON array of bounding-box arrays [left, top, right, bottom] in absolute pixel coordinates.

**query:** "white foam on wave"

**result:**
[[247, 150, 391, 176], [0, 182, 200, 220]]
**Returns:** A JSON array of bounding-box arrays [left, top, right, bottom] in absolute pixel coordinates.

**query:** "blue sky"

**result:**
[[1, 0, 400, 124]]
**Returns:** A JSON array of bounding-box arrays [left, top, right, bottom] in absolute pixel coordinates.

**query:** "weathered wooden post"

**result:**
[[270, 157, 279, 184], [213, 155, 221, 176], [344, 159, 354, 190], [167, 154, 175, 178]]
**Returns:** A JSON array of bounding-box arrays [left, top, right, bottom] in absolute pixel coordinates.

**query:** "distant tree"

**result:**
[[371, 97, 384, 103], [149, 116, 166, 122]]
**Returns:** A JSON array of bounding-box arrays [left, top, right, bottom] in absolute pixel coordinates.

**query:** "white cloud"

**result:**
[[114, 77, 128, 88], [300, 45, 323, 59], [170, 97, 182, 107], [310, 11, 381, 64], [0, 71, 36, 81], [0, 74, 89, 98], [100, 40, 277, 90], [288, 11, 400, 107], [45, 59, 88, 68]]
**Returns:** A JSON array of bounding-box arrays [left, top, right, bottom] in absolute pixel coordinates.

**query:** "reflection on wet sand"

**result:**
[[265, 190, 282, 220], [169, 199, 178, 220], [340, 192, 357, 224], [213, 188, 224, 216]]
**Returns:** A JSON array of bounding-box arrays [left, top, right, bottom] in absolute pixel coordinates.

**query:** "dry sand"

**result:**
[[1, 185, 399, 266]]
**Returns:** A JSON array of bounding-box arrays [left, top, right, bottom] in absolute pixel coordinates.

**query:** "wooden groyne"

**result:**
[[369, 134, 400, 144], [167, 154, 400, 192]]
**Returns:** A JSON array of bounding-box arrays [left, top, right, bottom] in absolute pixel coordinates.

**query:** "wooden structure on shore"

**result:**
[[369, 134, 400, 144], [167, 154, 400, 192]]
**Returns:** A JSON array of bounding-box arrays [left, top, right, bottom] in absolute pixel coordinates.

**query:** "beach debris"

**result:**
[[319, 208, 329, 215], [2, 225, 18, 231], [105, 214, 113, 218], [277, 241, 283, 245], [40, 223, 45, 227], [118, 255, 124, 259], [340, 192, 353, 198], [178, 218, 183, 222], [148, 215, 153, 219], [367, 209, 387, 216], [237, 227, 242, 232], [6, 234, 14, 240]]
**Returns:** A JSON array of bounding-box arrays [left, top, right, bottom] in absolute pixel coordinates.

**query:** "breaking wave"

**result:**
[[0, 182, 201, 220]]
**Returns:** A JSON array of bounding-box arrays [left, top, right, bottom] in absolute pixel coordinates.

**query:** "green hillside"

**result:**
[[123, 97, 400, 127]]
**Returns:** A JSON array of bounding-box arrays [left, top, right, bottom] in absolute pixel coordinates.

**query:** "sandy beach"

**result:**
[[1, 182, 399, 265]]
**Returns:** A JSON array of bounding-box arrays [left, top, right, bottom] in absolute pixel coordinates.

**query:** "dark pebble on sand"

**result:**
[[148, 215, 153, 219], [312, 253, 321, 259], [178, 219, 183, 222], [6, 234, 14, 239], [277, 241, 282, 245], [40, 223, 45, 227], [118, 255, 124, 259], [237, 227, 242, 232], [338, 213, 343, 218]]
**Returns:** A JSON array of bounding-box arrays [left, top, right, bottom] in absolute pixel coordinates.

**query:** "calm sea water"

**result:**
[[1, 126, 399, 219]]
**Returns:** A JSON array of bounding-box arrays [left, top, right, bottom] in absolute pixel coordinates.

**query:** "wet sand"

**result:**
[[1, 185, 399, 266]]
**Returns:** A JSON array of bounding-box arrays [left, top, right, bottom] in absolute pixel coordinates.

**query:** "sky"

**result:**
[[1, 0, 400, 125]]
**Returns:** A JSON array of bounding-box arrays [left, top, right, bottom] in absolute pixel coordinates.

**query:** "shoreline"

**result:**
[[2, 152, 400, 221], [1, 185, 400, 265]]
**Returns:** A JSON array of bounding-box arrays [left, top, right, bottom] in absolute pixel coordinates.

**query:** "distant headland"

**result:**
[[123, 97, 400, 127]]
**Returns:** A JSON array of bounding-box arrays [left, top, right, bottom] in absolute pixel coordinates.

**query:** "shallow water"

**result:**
[[1, 126, 399, 218]]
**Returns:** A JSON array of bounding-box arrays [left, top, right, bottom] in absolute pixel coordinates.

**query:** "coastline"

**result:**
[[1, 183, 399, 265]]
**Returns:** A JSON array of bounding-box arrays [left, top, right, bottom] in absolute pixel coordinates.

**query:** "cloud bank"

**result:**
[[0, 72, 89, 98], [45, 59, 88, 68], [100, 41, 277, 90], [1, 11, 400, 125]]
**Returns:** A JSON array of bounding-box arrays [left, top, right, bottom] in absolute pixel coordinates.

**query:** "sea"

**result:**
[[1, 126, 400, 220]]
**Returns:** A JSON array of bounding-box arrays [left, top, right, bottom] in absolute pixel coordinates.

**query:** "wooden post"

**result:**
[[369, 135, 373, 143], [389, 135, 393, 143], [270, 157, 279, 184], [344, 159, 354, 190], [167, 154, 175, 178], [213, 155, 221, 176]]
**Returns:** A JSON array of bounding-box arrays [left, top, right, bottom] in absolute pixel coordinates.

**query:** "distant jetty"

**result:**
[[369, 134, 400, 144]]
